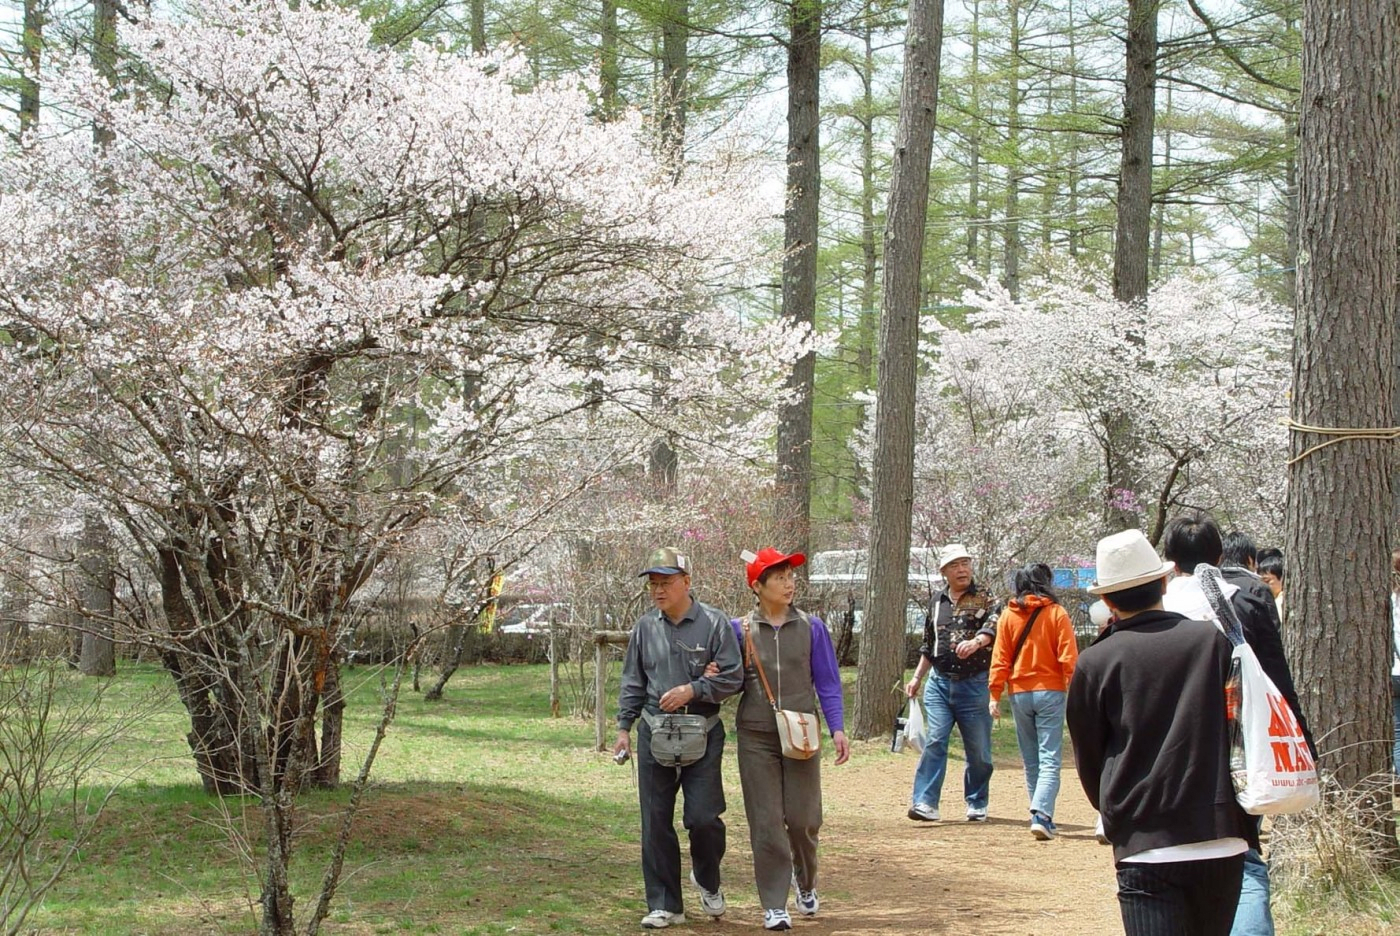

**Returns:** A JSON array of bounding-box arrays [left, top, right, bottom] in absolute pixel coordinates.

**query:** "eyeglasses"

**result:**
[[647, 575, 685, 590]]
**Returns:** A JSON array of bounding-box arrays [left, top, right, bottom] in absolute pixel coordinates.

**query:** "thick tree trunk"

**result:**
[[965, 0, 981, 270], [1002, 0, 1022, 301], [470, 0, 486, 53], [851, 0, 944, 739], [1286, 0, 1399, 851], [19, 0, 42, 134], [600, 0, 619, 118], [857, 20, 877, 394], [158, 538, 261, 794], [77, 512, 116, 677], [777, 0, 821, 562], [647, 0, 688, 491], [1113, 0, 1157, 304], [1104, 0, 1158, 530]]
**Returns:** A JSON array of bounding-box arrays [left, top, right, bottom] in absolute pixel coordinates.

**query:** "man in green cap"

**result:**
[[614, 546, 743, 929]]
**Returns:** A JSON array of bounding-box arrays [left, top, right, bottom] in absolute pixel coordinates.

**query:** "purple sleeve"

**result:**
[[729, 618, 745, 655], [808, 616, 845, 734]]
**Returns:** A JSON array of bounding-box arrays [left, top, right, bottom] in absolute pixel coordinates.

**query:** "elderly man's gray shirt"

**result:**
[[616, 598, 743, 731]]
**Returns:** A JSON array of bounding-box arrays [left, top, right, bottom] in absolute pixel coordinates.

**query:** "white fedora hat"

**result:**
[[938, 543, 974, 569], [1088, 529, 1174, 596]]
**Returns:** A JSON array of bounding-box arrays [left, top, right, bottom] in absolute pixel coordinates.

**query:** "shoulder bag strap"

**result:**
[[743, 615, 780, 711], [1007, 606, 1045, 675]]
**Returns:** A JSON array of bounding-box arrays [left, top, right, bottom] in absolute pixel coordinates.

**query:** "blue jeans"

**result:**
[[910, 671, 994, 810], [1391, 677, 1400, 775], [1009, 689, 1066, 819], [1230, 848, 1274, 936]]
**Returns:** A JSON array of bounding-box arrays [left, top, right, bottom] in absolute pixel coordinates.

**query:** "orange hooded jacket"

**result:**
[[987, 594, 1078, 701]]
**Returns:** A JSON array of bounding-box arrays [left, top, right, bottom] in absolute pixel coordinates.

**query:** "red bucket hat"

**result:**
[[741, 547, 807, 588]]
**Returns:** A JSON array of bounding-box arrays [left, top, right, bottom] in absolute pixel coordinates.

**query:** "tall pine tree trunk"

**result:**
[[777, 0, 821, 561], [19, 0, 43, 134], [1104, 0, 1158, 530], [851, 0, 944, 739], [1285, 0, 1399, 852]]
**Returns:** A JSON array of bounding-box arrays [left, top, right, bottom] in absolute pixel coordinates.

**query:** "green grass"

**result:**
[[27, 662, 651, 935], [21, 665, 1071, 934]]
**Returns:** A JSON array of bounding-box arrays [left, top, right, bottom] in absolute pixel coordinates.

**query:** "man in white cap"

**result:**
[[614, 546, 744, 929], [903, 543, 1002, 822], [1067, 529, 1256, 936]]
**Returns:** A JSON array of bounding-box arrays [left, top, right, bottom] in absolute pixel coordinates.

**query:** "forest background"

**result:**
[[0, 1, 1396, 935]]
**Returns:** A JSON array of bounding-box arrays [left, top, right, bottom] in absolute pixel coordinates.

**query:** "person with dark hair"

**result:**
[[1221, 531, 1258, 571], [1256, 550, 1285, 622], [904, 543, 1002, 823], [987, 562, 1078, 840], [1220, 530, 1284, 635], [1161, 513, 1313, 936], [1068, 529, 1255, 936], [728, 548, 849, 932]]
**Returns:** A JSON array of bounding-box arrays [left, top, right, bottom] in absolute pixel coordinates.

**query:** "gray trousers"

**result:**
[[736, 727, 823, 910]]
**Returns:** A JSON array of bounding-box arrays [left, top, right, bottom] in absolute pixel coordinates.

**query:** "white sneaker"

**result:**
[[966, 805, 988, 821], [791, 873, 819, 916], [689, 870, 725, 917], [763, 908, 793, 931], [907, 802, 940, 821], [640, 909, 686, 929]]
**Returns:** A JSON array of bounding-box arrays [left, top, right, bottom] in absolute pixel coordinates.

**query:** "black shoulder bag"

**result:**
[[1007, 606, 1045, 676]]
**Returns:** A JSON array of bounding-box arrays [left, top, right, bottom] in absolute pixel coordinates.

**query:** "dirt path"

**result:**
[[702, 738, 1123, 935]]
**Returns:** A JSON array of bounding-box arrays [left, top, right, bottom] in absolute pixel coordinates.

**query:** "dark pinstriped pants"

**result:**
[[1115, 854, 1245, 936]]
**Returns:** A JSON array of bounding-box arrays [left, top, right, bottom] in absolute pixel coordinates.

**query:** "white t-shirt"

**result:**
[[1163, 574, 1239, 627], [1121, 837, 1249, 864]]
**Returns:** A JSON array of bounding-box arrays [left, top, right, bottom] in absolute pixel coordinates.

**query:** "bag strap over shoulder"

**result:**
[[742, 615, 781, 711], [1007, 605, 1045, 675]]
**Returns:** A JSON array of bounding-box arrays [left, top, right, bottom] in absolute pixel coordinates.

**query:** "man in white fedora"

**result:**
[[1066, 529, 1256, 936], [903, 543, 1002, 822]]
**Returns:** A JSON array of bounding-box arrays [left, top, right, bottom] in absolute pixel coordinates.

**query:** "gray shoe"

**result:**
[[907, 802, 940, 821]]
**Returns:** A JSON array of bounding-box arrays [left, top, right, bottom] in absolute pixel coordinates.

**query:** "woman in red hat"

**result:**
[[727, 547, 849, 931]]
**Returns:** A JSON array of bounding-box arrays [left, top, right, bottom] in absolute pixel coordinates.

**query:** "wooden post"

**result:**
[[594, 637, 606, 750], [592, 629, 632, 751], [548, 606, 560, 718]]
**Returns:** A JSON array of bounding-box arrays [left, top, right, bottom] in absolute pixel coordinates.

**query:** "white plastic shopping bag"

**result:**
[[1200, 565, 1319, 815], [902, 696, 927, 755], [1225, 640, 1319, 814]]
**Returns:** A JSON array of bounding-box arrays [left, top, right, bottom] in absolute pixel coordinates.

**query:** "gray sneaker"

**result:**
[[640, 909, 686, 929], [689, 870, 725, 917], [966, 805, 988, 821], [907, 802, 940, 821]]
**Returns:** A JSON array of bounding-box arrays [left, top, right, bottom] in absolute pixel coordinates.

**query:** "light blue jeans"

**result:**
[[910, 671, 994, 810], [1230, 847, 1274, 936], [1009, 689, 1066, 820]]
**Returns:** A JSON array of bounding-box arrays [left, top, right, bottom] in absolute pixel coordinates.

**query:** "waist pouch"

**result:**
[[642, 711, 719, 767]]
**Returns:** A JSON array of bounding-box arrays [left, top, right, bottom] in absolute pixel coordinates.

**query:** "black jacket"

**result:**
[[1067, 609, 1258, 862], [1221, 567, 1315, 756]]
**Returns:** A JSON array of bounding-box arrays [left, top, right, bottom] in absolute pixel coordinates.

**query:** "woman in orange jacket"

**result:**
[[987, 562, 1079, 840]]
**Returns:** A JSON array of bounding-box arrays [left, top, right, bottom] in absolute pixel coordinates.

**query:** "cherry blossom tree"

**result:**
[[889, 266, 1289, 578], [0, 1, 790, 931]]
